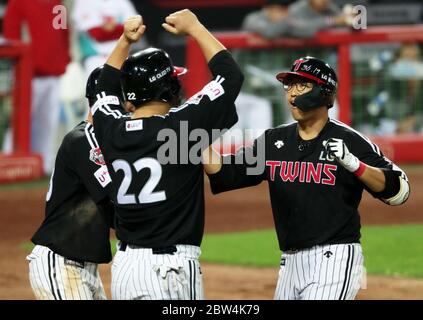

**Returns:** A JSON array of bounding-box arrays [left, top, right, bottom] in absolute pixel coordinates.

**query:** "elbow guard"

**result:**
[[381, 173, 410, 206]]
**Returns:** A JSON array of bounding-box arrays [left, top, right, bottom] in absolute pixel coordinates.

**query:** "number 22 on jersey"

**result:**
[[112, 157, 167, 205]]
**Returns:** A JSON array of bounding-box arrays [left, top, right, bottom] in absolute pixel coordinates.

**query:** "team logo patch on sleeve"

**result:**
[[126, 119, 143, 132], [201, 79, 225, 101], [94, 165, 111, 188], [89, 147, 106, 166]]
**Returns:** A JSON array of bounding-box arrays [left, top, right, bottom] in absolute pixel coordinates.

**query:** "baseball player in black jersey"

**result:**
[[203, 56, 410, 300], [26, 67, 114, 300], [91, 11, 243, 300]]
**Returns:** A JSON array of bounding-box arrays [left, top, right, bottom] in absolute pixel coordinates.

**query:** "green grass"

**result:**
[[21, 224, 423, 278], [201, 229, 280, 267], [360, 224, 423, 278], [200, 224, 423, 278], [19, 242, 35, 252]]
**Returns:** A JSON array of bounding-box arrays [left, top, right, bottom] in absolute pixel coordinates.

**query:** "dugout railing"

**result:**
[[0, 41, 43, 183], [184, 25, 423, 163]]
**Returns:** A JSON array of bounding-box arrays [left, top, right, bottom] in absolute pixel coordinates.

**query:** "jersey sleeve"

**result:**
[[208, 132, 266, 194], [92, 64, 127, 149], [346, 131, 404, 173], [167, 50, 244, 141], [346, 131, 410, 203], [63, 130, 112, 204]]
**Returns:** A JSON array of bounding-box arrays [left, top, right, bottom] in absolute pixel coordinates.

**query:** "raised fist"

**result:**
[[123, 15, 145, 43], [162, 9, 202, 36]]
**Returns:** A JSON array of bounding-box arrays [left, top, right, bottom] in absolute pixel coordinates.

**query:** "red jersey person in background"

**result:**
[[72, 0, 148, 79], [3, 0, 70, 175]]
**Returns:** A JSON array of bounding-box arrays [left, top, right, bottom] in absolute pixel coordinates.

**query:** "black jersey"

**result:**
[[31, 121, 114, 263], [92, 50, 243, 247], [209, 118, 408, 251]]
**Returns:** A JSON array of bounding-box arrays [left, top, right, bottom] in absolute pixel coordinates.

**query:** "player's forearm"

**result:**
[[202, 147, 223, 174], [356, 164, 386, 192], [105, 35, 132, 70], [189, 24, 226, 63]]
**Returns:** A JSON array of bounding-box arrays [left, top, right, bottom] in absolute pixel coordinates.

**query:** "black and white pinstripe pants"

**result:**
[[27, 245, 107, 300], [274, 243, 364, 300], [111, 243, 204, 300]]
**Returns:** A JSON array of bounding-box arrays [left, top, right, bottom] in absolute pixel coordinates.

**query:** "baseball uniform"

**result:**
[[208, 118, 409, 300], [92, 50, 243, 300], [28, 121, 114, 300]]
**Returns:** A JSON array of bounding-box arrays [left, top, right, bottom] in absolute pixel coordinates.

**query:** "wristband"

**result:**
[[354, 161, 366, 177]]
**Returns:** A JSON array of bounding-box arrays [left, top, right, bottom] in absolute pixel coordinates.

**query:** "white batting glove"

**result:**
[[323, 138, 360, 173]]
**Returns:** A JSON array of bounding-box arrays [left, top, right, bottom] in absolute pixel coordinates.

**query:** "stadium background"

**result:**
[[1, 0, 423, 299]]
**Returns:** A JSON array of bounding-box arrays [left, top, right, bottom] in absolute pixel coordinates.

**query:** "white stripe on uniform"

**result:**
[[85, 123, 97, 150]]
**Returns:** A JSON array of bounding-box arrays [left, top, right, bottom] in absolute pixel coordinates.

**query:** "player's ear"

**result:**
[[124, 101, 136, 113]]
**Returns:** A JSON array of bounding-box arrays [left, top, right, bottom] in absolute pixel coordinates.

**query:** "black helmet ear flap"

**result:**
[[85, 65, 104, 107], [293, 85, 323, 111], [294, 85, 335, 111]]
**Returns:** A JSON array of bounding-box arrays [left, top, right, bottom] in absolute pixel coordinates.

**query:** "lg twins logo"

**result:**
[[94, 165, 111, 188], [89, 147, 106, 166], [293, 58, 309, 72], [266, 160, 337, 185], [183, 77, 225, 107]]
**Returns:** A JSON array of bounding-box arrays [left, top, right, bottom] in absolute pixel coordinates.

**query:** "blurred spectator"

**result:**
[[72, 0, 148, 78], [386, 43, 423, 133], [366, 0, 422, 26], [242, 0, 356, 39], [363, 43, 423, 135], [241, 0, 292, 40], [288, 0, 355, 38], [3, 0, 70, 175]]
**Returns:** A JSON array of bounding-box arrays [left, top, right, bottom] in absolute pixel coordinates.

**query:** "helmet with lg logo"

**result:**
[[276, 56, 338, 111], [120, 48, 187, 107]]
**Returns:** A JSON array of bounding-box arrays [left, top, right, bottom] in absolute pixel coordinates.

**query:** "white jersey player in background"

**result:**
[[72, 0, 148, 78]]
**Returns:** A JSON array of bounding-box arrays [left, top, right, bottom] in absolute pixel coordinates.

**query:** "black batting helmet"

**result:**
[[276, 56, 338, 111], [86, 65, 104, 107], [120, 48, 187, 107]]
